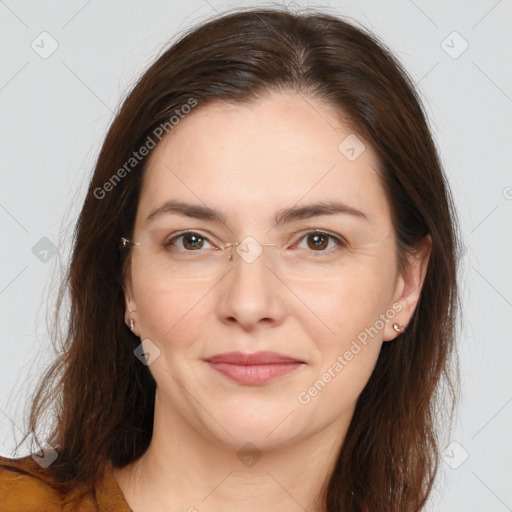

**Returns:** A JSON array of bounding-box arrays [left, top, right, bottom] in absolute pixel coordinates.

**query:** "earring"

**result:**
[[392, 322, 402, 333], [129, 319, 135, 332]]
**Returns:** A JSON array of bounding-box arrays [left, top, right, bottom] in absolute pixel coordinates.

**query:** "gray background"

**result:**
[[1, 1, 511, 510]]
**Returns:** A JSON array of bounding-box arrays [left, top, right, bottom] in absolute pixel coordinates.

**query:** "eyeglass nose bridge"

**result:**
[[224, 237, 279, 265]]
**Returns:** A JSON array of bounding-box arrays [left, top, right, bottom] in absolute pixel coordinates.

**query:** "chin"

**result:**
[[206, 407, 303, 449]]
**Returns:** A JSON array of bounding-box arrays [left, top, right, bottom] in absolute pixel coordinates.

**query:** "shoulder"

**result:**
[[0, 454, 93, 511]]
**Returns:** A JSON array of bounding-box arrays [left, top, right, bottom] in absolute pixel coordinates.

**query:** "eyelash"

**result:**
[[163, 230, 347, 253]]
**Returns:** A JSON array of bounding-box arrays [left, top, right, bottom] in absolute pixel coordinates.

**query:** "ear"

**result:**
[[383, 234, 432, 341], [123, 271, 139, 336]]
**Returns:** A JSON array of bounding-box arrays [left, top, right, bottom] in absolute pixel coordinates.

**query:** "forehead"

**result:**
[[137, 92, 391, 232]]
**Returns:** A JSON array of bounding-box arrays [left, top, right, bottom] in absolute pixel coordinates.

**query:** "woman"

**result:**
[[0, 6, 460, 511]]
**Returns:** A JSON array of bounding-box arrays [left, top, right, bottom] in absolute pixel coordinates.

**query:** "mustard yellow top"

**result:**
[[0, 455, 132, 511]]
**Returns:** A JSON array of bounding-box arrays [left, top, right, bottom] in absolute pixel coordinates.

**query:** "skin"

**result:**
[[113, 91, 431, 512]]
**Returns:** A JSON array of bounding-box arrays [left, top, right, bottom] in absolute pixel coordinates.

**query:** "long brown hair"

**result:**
[[15, 7, 461, 511]]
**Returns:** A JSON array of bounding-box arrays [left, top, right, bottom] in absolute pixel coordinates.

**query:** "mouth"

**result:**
[[204, 351, 306, 386]]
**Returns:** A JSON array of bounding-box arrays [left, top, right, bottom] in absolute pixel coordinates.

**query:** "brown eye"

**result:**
[[306, 233, 329, 250], [295, 231, 345, 253], [164, 231, 214, 251], [182, 232, 205, 250]]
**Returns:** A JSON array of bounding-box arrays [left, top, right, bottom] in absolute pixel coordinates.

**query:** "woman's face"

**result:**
[[124, 91, 425, 451]]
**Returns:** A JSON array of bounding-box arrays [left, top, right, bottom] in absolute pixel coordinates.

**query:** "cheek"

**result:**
[[132, 271, 213, 349], [295, 268, 394, 416], [296, 260, 396, 343]]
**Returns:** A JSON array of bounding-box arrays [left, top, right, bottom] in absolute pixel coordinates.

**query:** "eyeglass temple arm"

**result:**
[[121, 238, 278, 250]]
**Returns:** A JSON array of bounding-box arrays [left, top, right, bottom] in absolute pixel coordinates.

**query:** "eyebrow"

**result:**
[[145, 199, 369, 226]]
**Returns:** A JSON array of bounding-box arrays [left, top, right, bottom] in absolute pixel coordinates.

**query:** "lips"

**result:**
[[205, 351, 306, 385], [204, 351, 305, 365]]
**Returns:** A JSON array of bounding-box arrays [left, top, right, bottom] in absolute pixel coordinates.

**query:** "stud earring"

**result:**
[[392, 322, 402, 333], [129, 319, 135, 332]]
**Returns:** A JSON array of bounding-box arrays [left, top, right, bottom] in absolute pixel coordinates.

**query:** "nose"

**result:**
[[216, 243, 288, 331]]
